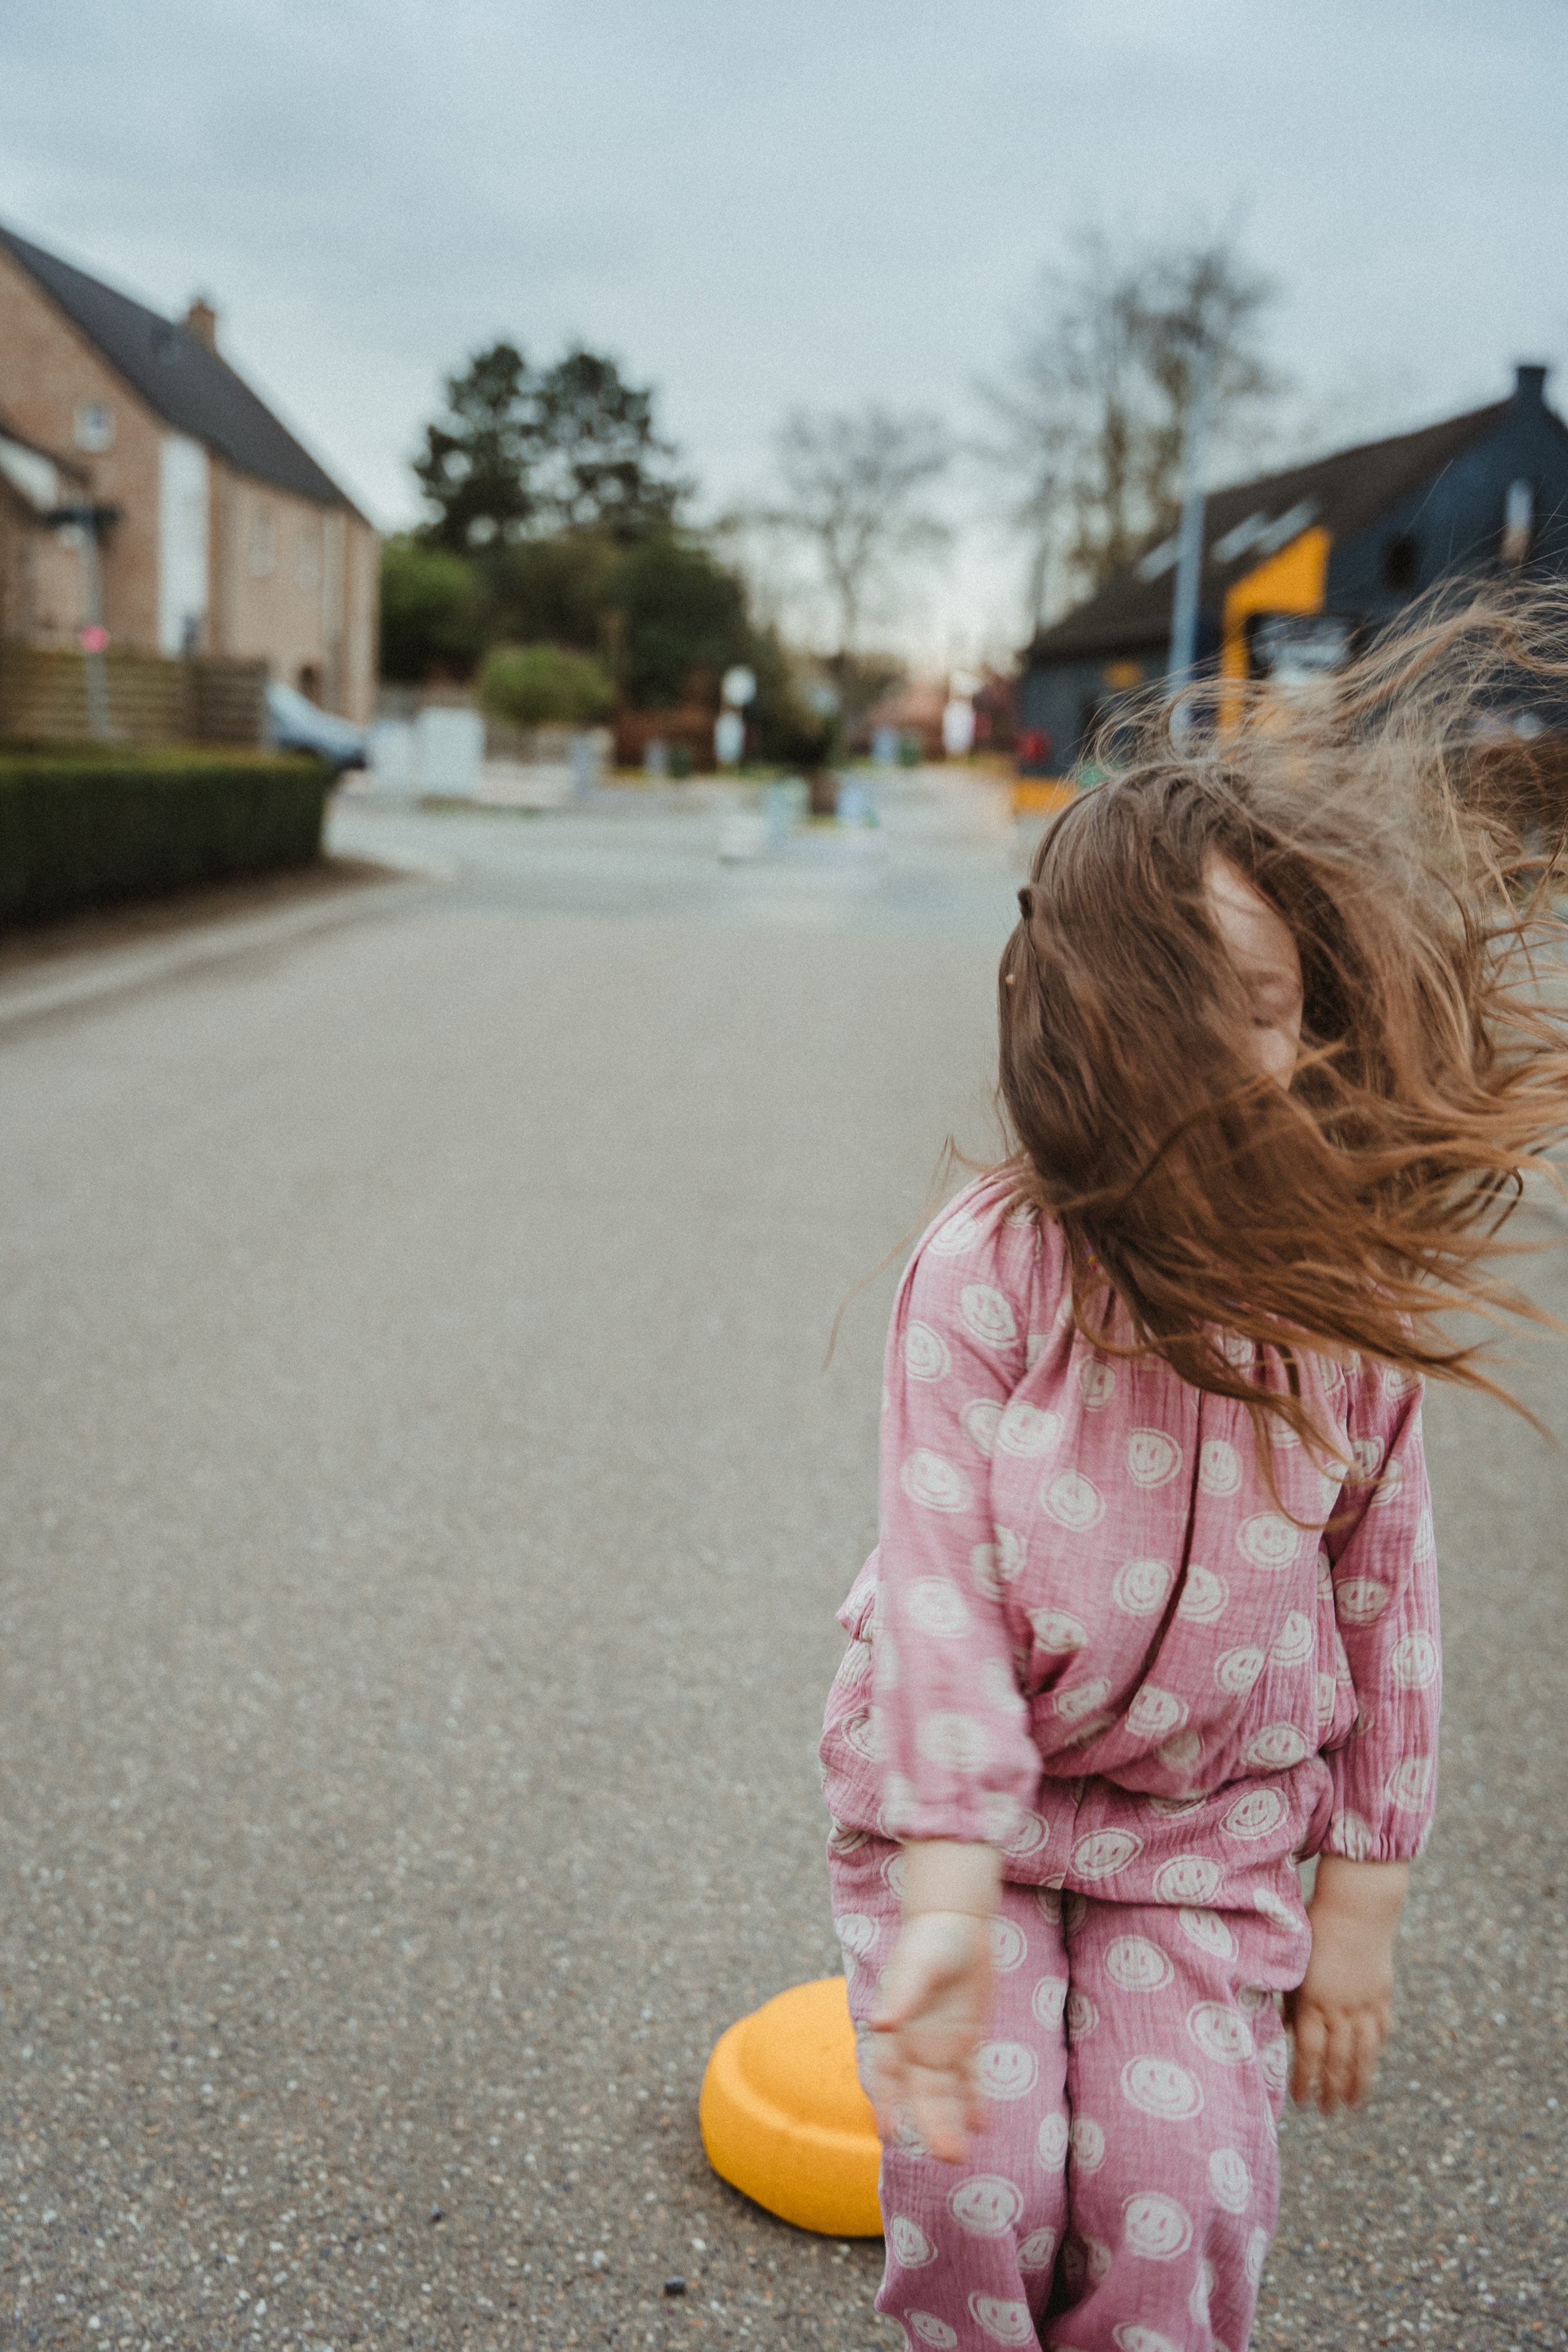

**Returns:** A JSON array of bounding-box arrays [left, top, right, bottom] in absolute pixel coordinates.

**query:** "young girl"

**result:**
[[821, 599, 1568, 2352]]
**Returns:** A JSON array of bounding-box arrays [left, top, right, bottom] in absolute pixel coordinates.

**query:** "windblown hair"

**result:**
[[999, 582, 1568, 1457]]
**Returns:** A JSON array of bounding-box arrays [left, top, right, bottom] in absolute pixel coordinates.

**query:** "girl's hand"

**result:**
[[868, 1840, 1000, 2165], [870, 1909, 993, 2163], [1285, 1855, 1409, 2115]]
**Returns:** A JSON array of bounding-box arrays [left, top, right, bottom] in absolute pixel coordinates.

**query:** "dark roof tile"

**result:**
[[0, 222, 359, 513], [1027, 401, 1516, 661]]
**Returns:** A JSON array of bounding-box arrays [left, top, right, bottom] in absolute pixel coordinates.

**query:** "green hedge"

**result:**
[[0, 747, 335, 928]]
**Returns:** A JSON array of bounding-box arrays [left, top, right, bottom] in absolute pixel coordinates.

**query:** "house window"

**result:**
[[296, 520, 321, 590], [74, 402, 115, 453], [1380, 533, 1420, 595], [250, 506, 276, 578]]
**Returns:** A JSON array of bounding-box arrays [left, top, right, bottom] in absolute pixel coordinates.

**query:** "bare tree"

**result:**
[[1136, 239, 1283, 539], [979, 229, 1283, 624], [764, 405, 953, 656]]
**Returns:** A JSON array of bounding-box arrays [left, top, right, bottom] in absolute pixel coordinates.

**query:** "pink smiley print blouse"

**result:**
[[820, 1175, 1442, 1893]]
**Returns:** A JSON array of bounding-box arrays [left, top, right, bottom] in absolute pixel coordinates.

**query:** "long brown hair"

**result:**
[[999, 582, 1568, 1456]]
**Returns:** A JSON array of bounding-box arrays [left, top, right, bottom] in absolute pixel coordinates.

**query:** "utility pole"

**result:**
[[1166, 325, 1217, 689]]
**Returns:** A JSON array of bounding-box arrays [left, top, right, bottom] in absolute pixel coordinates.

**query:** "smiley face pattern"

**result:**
[[820, 1177, 1440, 1883], [833, 1839, 1308, 2352]]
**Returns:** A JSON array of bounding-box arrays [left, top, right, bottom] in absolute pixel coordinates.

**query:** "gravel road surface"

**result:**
[[1, 778, 1562, 2350]]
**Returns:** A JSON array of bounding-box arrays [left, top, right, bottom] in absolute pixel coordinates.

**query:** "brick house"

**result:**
[[0, 222, 377, 721]]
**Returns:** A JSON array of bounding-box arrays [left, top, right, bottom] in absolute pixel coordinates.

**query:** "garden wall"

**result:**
[[0, 644, 268, 747]]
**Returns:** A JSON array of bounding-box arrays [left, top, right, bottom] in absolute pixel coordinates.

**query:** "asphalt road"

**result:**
[[1, 777, 1563, 2352]]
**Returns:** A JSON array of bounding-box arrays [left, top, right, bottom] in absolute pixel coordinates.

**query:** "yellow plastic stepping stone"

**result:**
[[700, 1976, 883, 2237]]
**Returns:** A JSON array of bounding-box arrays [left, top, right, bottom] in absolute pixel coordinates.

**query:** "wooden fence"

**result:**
[[0, 644, 267, 747]]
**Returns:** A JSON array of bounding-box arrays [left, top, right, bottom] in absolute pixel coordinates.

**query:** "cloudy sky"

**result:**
[[4, 0, 1564, 659]]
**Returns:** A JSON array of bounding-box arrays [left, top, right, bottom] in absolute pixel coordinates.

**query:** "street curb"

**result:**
[[0, 863, 453, 1033]]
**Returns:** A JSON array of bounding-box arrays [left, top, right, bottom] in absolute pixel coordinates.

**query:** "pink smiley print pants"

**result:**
[[830, 1839, 1313, 2351]]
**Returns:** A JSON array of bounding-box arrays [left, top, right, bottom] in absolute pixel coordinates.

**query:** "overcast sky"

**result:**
[[4, 0, 1565, 660]]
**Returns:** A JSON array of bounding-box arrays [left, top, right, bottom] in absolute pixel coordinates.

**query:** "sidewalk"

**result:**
[[0, 852, 443, 1029]]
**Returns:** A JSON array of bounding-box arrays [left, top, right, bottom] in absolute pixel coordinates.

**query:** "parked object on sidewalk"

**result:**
[[368, 717, 418, 794], [764, 777, 808, 846], [0, 747, 332, 928], [265, 682, 367, 771], [414, 706, 483, 798], [700, 1977, 882, 2237], [570, 731, 601, 799]]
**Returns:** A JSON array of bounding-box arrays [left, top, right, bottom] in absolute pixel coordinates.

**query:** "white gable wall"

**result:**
[[157, 431, 209, 655]]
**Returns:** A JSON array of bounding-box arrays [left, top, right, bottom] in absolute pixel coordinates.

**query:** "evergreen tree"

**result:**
[[531, 349, 689, 541], [412, 340, 688, 553], [413, 341, 537, 552]]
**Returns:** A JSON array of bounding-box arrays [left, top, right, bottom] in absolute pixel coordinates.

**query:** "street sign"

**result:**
[[721, 666, 757, 709]]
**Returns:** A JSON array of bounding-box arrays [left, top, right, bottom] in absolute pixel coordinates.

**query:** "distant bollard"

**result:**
[[715, 710, 745, 768], [941, 696, 976, 758], [763, 780, 796, 848], [835, 780, 874, 827], [570, 731, 600, 801], [872, 725, 900, 767], [644, 738, 670, 779], [415, 706, 484, 798]]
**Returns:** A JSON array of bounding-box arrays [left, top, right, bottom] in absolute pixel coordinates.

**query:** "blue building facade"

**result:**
[[1018, 366, 1568, 776]]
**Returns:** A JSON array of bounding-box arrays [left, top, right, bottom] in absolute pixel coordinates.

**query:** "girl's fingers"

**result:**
[[1329, 2012, 1374, 2113], [918, 2105, 969, 2165], [875, 2046, 984, 2166], [870, 1965, 944, 2034], [1347, 2011, 1383, 2108], [1290, 1999, 1397, 2114], [921, 2077, 978, 2166], [1289, 2005, 1326, 2105], [1321, 2015, 1354, 2112]]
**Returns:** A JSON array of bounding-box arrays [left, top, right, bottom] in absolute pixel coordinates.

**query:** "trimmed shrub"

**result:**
[[0, 746, 334, 929], [478, 643, 615, 728]]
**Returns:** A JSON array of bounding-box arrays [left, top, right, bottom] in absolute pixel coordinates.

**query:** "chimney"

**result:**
[[185, 296, 217, 352], [1514, 362, 1548, 408]]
